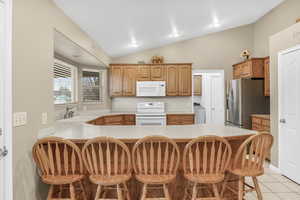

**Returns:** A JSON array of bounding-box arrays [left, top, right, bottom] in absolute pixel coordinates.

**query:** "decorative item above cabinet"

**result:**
[[232, 58, 265, 79], [110, 63, 192, 97]]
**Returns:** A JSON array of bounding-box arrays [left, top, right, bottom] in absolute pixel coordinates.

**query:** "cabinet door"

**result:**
[[123, 66, 137, 96], [233, 65, 242, 79], [151, 65, 165, 81], [137, 65, 151, 81], [241, 62, 252, 78], [166, 65, 178, 96], [178, 65, 192, 96], [264, 58, 270, 96], [193, 75, 202, 96], [110, 65, 123, 96]]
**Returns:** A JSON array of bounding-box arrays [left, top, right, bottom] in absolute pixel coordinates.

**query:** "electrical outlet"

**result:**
[[42, 112, 48, 125], [13, 112, 27, 127]]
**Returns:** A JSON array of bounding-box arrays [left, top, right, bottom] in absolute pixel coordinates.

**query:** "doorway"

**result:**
[[278, 44, 300, 184], [192, 70, 225, 125], [0, 0, 12, 199]]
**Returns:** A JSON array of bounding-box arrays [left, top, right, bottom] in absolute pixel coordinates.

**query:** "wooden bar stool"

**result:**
[[132, 135, 180, 200], [32, 137, 87, 200], [222, 133, 273, 200], [82, 137, 132, 200], [183, 136, 232, 200]]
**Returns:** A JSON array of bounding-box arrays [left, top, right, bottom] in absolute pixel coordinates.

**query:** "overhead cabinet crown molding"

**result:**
[[109, 63, 192, 97]]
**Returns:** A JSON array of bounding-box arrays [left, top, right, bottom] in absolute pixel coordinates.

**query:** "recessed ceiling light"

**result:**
[[128, 37, 140, 48]]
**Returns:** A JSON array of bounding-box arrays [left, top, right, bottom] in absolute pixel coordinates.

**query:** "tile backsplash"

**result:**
[[112, 97, 193, 112]]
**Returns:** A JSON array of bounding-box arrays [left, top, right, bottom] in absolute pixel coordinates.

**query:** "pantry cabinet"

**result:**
[[264, 57, 270, 96], [233, 58, 265, 79], [110, 63, 192, 97]]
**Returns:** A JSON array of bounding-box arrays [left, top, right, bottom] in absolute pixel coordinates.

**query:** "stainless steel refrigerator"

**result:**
[[226, 79, 269, 129]]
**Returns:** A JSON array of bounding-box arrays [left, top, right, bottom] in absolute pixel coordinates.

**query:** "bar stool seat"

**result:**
[[90, 174, 131, 186], [184, 173, 225, 184], [42, 175, 85, 185], [136, 174, 176, 184]]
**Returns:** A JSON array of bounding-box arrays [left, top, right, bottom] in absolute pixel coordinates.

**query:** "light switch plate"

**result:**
[[42, 112, 48, 125], [13, 112, 27, 127]]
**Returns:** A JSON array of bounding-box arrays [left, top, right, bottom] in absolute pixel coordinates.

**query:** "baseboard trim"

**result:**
[[269, 164, 281, 174]]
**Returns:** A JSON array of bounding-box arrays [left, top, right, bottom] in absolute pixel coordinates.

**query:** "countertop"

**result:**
[[39, 111, 256, 142], [251, 114, 270, 120]]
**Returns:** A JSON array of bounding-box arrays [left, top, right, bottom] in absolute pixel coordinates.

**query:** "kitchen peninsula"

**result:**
[[38, 112, 256, 200]]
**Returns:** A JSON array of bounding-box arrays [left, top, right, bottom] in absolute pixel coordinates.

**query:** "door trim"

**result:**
[[278, 44, 300, 173], [192, 69, 225, 124], [2, 0, 12, 199]]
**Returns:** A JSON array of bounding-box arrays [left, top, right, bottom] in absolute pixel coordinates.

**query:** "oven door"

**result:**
[[136, 115, 166, 126]]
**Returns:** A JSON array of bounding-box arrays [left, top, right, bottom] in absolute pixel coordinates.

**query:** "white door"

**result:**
[[0, 1, 5, 198], [204, 74, 225, 124], [210, 75, 225, 124], [279, 45, 300, 184]]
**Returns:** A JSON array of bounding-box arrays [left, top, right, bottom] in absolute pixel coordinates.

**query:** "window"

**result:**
[[53, 59, 77, 104], [81, 69, 103, 103]]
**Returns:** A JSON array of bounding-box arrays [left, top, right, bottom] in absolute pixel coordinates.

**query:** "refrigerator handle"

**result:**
[[226, 95, 229, 110]]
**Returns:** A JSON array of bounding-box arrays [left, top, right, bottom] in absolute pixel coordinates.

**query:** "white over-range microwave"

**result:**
[[136, 81, 166, 97]]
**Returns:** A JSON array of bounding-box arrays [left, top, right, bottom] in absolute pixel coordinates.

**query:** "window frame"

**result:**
[[53, 58, 78, 105], [81, 68, 104, 104]]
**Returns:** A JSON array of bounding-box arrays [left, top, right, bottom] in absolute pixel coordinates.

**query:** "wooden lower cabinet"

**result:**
[[167, 114, 195, 125], [88, 114, 195, 126], [251, 114, 271, 160]]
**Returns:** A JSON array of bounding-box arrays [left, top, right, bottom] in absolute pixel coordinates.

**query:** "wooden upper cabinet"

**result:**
[[233, 58, 265, 79], [110, 63, 192, 97], [264, 57, 270, 96], [178, 65, 192, 96], [193, 75, 202, 96], [166, 65, 179, 96], [151, 65, 165, 81], [123, 66, 137, 96], [110, 65, 123, 97], [136, 65, 151, 81]]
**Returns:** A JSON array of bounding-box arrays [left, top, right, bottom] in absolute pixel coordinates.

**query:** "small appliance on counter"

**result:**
[[136, 81, 166, 97], [226, 79, 269, 129], [136, 102, 166, 126]]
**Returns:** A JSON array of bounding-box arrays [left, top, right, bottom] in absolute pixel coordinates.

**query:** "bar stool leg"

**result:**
[[192, 182, 197, 200], [47, 185, 54, 200], [238, 177, 244, 200], [163, 184, 171, 200], [212, 184, 221, 200], [141, 184, 147, 200], [123, 182, 131, 200], [117, 184, 124, 200], [95, 185, 102, 200], [79, 180, 88, 200], [70, 183, 76, 200], [252, 177, 263, 200]]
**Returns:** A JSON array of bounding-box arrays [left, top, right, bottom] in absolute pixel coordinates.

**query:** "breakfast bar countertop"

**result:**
[[39, 115, 257, 142]]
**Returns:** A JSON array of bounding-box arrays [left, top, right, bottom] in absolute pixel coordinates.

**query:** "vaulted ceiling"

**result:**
[[53, 0, 284, 57]]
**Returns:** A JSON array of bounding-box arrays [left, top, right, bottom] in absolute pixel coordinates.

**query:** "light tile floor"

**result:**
[[245, 164, 300, 200]]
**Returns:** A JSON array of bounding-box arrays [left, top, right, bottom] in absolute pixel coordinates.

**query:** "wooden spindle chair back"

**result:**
[[82, 137, 132, 177], [233, 133, 273, 173], [183, 136, 232, 176], [132, 136, 180, 176], [32, 137, 83, 177]]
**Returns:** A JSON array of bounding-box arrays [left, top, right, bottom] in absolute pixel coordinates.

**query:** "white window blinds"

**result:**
[[81, 69, 103, 103], [53, 59, 77, 104]]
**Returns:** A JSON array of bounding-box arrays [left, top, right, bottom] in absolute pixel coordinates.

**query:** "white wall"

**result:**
[[12, 0, 111, 199]]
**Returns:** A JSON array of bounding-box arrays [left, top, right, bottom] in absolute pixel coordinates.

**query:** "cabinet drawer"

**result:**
[[167, 114, 194, 125], [252, 117, 262, 124], [262, 119, 270, 126], [104, 115, 124, 124]]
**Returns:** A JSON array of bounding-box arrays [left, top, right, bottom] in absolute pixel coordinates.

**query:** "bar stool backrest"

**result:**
[[82, 137, 132, 176], [233, 133, 273, 174], [132, 136, 180, 176], [32, 137, 83, 176], [183, 136, 232, 175]]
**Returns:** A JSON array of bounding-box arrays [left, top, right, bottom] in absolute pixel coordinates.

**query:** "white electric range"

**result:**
[[135, 102, 166, 126]]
